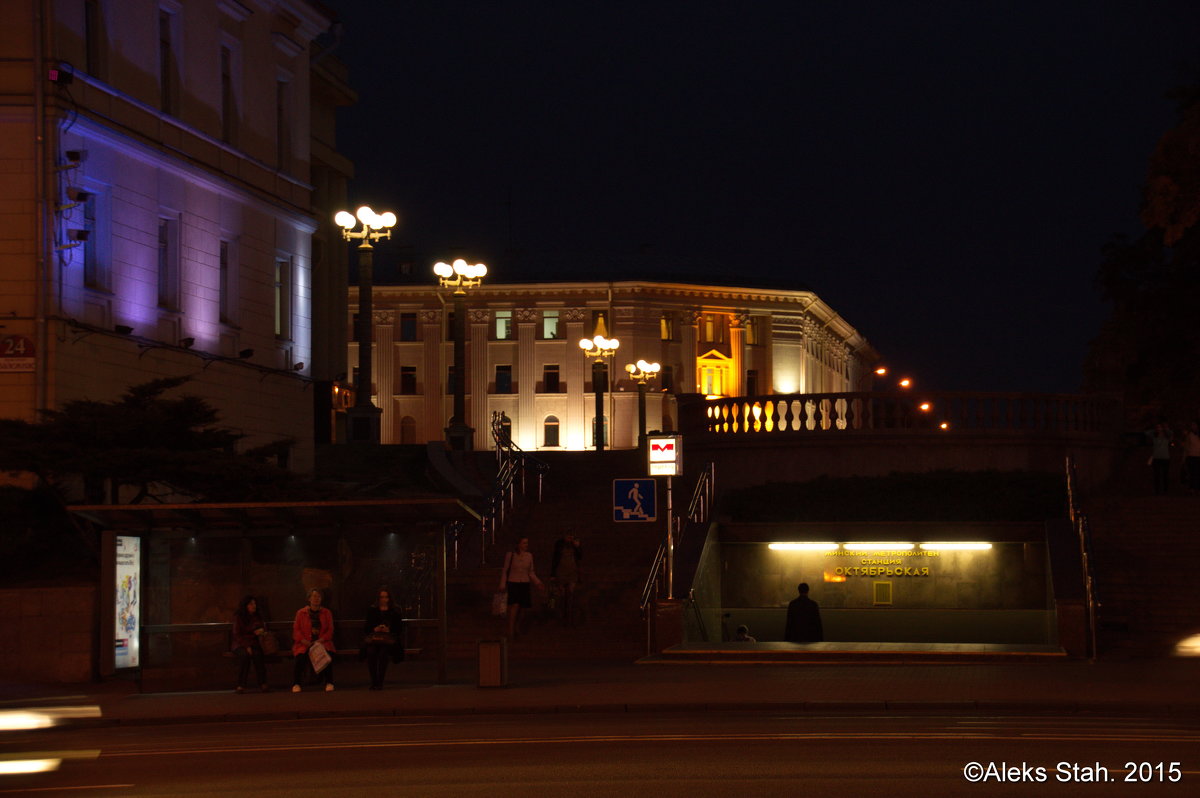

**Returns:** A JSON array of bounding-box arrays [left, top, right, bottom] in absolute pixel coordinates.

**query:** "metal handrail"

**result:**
[[640, 463, 715, 615], [1065, 454, 1098, 661], [465, 411, 550, 564]]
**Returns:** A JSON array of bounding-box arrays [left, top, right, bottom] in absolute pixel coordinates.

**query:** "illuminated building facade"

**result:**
[[1, 0, 355, 473], [353, 281, 878, 450]]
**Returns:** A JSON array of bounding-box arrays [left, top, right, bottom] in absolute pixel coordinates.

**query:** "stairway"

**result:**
[[1084, 494, 1200, 657], [440, 450, 670, 660]]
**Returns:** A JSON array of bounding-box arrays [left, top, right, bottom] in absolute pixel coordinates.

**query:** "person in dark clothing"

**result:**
[[361, 587, 405, 690], [232, 595, 269, 693], [784, 582, 823, 643], [551, 533, 583, 626]]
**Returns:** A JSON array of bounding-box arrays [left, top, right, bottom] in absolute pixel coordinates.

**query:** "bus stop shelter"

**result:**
[[71, 498, 480, 687]]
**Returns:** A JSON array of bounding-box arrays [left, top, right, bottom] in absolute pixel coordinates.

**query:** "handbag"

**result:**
[[308, 640, 332, 674], [366, 631, 395, 645], [491, 590, 507, 616], [258, 627, 279, 655]]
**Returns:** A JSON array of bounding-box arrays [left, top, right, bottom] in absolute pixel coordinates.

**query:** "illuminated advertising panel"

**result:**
[[114, 535, 140, 669]]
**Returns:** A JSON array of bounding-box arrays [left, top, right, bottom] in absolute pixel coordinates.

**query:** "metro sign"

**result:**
[[646, 433, 682, 477]]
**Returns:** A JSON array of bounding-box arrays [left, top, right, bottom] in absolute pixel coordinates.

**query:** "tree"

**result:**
[[2, 377, 302, 504], [1085, 82, 1200, 422]]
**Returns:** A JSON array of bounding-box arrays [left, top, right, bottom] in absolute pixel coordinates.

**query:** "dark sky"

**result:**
[[325, 0, 1199, 393]]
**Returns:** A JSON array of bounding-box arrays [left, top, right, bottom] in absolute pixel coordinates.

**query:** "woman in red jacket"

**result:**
[[292, 588, 336, 692]]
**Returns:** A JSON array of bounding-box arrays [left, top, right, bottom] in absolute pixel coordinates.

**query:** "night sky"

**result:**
[[324, 1, 1200, 393]]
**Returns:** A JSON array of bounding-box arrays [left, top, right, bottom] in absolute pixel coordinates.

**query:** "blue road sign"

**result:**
[[613, 478, 656, 522]]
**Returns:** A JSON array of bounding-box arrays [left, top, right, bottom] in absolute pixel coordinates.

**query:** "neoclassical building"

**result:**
[[350, 280, 879, 451], [1, 0, 355, 474]]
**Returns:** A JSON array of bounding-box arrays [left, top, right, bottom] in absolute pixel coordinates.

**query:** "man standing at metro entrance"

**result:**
[[784, 582, 823, 643]]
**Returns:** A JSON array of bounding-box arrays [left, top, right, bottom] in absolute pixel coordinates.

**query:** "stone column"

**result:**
[[420, 310, 442, 443], [679, 309, 700, 394], [563, 307, 588, 449], [373, 310, 396, 443], [515, 307, 538, 450], [729, 311, 750, 398], [469, 308, 490, 449]]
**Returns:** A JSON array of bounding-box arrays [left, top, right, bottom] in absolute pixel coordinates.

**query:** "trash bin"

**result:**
[[477, 638, 508, 687]]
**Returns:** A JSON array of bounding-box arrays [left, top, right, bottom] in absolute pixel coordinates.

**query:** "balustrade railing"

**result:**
[[694, 392, 1118, 436]]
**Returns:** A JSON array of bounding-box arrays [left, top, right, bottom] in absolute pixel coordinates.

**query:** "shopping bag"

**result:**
[[258, 628, 279, 655], [308, 640, 331, 674], [491, 591, 507, 616]]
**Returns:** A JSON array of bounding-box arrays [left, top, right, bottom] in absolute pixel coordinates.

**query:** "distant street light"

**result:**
[[580, 334, 620, 451], [336, 205, 396, 444], [434, 258, 488, 450], [625, 359, 661, 453]]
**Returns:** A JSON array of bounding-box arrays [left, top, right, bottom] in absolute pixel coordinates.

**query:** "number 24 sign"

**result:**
[[0, 335, 36, 372]]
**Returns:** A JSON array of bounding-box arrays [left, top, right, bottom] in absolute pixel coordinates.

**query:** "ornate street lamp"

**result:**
[[625, 359, 661, 453], [579, 334, 620, 451], [434, 258, 487, 450], [335, 205, 396, 444]]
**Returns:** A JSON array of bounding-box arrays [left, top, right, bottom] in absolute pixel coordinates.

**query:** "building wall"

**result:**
[[0, 0, 349, 472], [352, 281, 879, 451]]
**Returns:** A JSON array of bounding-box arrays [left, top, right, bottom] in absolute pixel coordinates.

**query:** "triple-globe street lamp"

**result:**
[[625, 358, 661, 453], [579, 334, 620, 451], [434, 258, 487, 450], [335, 205, 396, 444]]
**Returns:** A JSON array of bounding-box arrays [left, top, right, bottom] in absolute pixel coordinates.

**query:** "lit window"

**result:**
[[542, 310, 560, 339], [660, 314, 675, 341], [494, 310, 513, 340]]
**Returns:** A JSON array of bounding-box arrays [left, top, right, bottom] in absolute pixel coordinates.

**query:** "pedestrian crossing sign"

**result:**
[[613, 478, 656, 522]]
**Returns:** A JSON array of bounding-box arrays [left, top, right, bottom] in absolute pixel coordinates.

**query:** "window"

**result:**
[[591, 310, 609, 337], [592, 415, 608, 448], [398, 416, 416, 444], [746, 369, 759, 397], [660, 314, 675, 341], [218, 241, 232, 323], [399, 312, 417, 341], [745, 316, 762, 345], [82, 192, 108, 290], [398, 366, 416, 394], [274, 258, 291, 339], [541, 310, 560, 339], [703, 314, 724, 343], [156, 217, 179, 309], [494, 310, 513, 340], [543, 415, 560, 447], [84, 0, 106, 79], [661, 365, 675, 393], [220, 45, 238, 145], [542, 364, 561, 393], [495, 364, 513, 393], [158, 8, 178, 114], [275, 78, 291, 171]]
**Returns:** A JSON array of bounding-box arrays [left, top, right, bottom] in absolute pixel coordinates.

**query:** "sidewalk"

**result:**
[[3, 657, 1199, 726]]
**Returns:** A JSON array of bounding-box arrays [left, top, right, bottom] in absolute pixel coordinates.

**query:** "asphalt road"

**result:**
[[3, 711, 1198, 796]]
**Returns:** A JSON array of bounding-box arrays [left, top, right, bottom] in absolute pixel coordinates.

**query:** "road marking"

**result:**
[[96, 730, 1200, 758]]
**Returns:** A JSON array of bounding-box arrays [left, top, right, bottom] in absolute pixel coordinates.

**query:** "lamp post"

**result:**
[[434, 258, 487, 450], [579, 334, 620, 451], [625, 359, 661, 454], [335, 205, 396, 444]]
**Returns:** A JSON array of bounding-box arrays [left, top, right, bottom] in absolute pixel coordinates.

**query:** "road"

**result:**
[[2, 711, 1197, 796]]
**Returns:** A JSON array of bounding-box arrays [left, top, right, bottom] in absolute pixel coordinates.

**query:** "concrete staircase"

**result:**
[[1085, 494, 1200, 657], [441, 450, 671, 661]]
